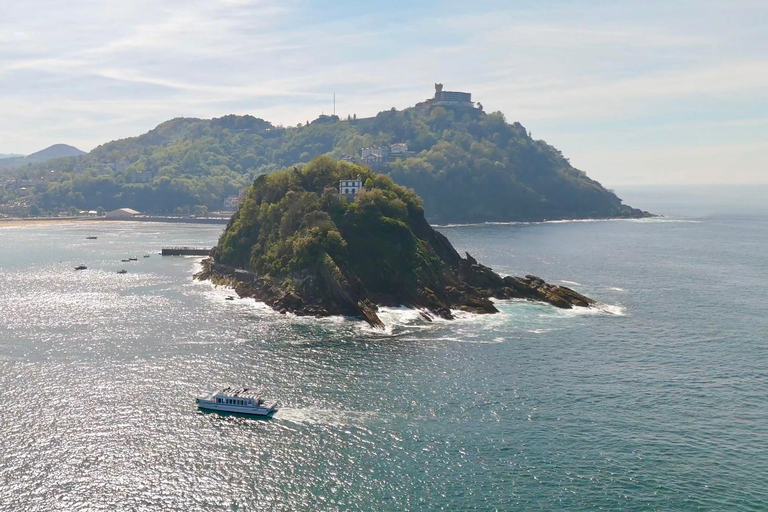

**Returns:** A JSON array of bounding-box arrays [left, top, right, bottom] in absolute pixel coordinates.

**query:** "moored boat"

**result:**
[[196, 386, 278, 417]]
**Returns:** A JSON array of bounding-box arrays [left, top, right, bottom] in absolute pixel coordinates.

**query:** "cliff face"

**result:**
[[196, 156, 596, 327]]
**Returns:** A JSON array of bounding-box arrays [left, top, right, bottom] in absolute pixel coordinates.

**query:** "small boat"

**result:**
[[143, 255, 150, 258], [85, 236, 97, 240], [121, 259, 130, 262], [225, 296, 235, 301], [117, 269, 127, 274], [128, 258, 138, 261], [196, 387, 278, 417], [74, 265, 87, 271]]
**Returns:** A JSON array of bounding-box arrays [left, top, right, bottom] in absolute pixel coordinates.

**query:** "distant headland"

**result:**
[[0, 84, 651, 223]]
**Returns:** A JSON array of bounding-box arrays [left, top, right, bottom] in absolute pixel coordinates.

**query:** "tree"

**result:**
[[96, 206, 105, 216], [2, 104, 636, 223], [68, 206, 78, 216], [364, 177, 374, 189], [29, 204, 40, 216]]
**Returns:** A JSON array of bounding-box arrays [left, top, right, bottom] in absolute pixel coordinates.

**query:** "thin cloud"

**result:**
[[0, 0, 766, 185]]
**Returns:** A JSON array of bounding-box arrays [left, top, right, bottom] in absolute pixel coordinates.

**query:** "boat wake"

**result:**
[[275, 407, 378, 426]]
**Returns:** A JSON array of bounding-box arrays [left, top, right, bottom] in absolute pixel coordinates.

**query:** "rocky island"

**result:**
[[196, 156, 596, 328]]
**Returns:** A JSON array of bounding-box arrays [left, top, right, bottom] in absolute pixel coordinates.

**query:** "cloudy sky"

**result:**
[[1, 0, 766, 185]]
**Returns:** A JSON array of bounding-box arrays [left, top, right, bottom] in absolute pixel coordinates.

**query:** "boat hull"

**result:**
[[196, 398, 277, 417]]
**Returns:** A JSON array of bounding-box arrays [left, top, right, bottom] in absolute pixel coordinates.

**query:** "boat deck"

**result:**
[[215, 386, 264, 399]]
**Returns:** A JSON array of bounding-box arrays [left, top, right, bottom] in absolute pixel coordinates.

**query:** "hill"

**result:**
[[26, 144, 85, 162], [0, 144, 85, 170], [196, 157, 596, 327], [2, 94, 650, 221], [0, 153, 24, 160]]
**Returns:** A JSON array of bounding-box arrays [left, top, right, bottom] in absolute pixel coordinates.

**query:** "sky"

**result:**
[[1, 0, 767, 186]]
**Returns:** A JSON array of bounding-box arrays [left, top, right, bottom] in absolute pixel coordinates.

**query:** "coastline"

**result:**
[[0, 217, 108, 228], [0, 216, 230, 228]]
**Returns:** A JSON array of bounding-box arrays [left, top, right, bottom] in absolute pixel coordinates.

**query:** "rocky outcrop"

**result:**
[[196, 158, 598, 328], [195, 250, 595, 328]]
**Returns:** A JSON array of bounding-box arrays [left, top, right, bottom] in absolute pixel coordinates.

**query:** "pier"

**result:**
[[161, 247, 212, 256]]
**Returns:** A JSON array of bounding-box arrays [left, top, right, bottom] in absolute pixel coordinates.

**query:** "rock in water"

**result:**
[[195, 156, 597, 327]]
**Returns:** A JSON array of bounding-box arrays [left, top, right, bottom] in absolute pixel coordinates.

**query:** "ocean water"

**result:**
[[1, 186, 767, 511]]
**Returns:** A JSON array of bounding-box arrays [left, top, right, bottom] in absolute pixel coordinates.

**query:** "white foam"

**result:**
[[560, 280, 582, 286], [432, 217, 702, 229], [607, 287, 627, 292], [558, 303, 626, 317]]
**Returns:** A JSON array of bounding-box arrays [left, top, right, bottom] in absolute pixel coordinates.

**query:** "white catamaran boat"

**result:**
[[196, 386, 279, 417]]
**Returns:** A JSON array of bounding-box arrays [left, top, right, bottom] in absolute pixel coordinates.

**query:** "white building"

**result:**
[[339, 177, 364, 198], [390, 143, 409, 154], [106, 208, 141, 219], [360, 147, 385, 159]]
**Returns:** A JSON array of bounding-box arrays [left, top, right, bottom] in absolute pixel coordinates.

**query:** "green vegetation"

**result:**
[[214, 156, 436, 299], [1, 104, 648, 222], [202, 155, 597, 326]]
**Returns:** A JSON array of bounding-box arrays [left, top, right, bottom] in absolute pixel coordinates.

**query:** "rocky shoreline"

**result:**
[[195, 251, 595, 328]]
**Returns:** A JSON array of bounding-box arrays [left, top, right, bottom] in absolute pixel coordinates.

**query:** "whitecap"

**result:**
[[557, 303, 626, 317]]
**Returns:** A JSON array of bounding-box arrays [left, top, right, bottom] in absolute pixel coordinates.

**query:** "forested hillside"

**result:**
[[1, 102, 649, 221], [199, 156, 596, 327]]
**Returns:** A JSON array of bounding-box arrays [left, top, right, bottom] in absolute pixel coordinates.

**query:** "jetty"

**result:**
[[161, 247, 212, 256]]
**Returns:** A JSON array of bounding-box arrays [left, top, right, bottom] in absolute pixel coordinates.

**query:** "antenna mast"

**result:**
[[333, 93, 336, 116]]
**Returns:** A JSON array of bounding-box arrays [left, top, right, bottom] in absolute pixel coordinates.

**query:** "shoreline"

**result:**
[[0, 217, 108, 227], [0, 216, 230, 228]]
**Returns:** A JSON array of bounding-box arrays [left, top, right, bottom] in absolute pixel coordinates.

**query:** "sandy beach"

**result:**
[[0, 217, 109, 228], [0, 216, 230, 228]]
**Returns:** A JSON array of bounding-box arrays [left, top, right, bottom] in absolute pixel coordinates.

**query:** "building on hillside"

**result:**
[[360, 147, 385, 166], [339, 154, 356, 163], [388, 143, 414, 159], [433, 83, 473, 107], [106, 208, 141, 219], [361, 154, 384, 166], [360, 147, 385, 159], [390, 143, 408, 155], [339, 177, 364, 201]]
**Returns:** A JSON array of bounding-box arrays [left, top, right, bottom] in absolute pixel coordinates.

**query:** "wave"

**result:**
[[431, 222, 485, 228], [556, 303, 626, 317], [607, 286, 626, 292], [432, 217, 701, 228], [560, 280, 582, 286], [192, 267, 626, 338]]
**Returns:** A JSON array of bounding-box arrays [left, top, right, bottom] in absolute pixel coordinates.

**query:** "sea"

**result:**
[[1, 185, 766, 511]]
